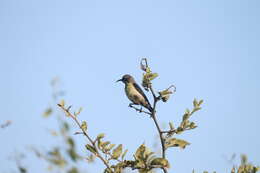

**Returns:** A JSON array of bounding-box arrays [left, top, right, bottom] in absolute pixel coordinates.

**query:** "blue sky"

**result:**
[[0, 0, 259, 172]]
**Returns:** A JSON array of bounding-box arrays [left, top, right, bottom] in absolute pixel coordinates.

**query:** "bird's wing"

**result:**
[[133, 82, 151, 106]]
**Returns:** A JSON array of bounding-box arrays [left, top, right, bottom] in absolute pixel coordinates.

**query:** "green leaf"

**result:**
[[148, 73, 158, 81], [176, 127, 184, 134], [189, 122, 197, 129], [43, 108, 52, 118], [97, 133, 105, 140], [86, 154, 95, 163], [49, 158, 67, 167], [146, 67, 151, 73], [198, 99, 204, 106], [159, 89, 173, 96], [63, 122, 70, 131], [165, 138, 190, 149], [150, 158, 170, 168], [185, 108, 190, 115], [67, 137, 75, 148], [158, 89, 172, 102], [101, 141, 111, 150], [142, 72, 158, 89], [60, 100, 65, 107], [18, 167, 27, 173], [193, 98, 198, 107], [121, 149, 128, 160], [106, 144, 115, 151], [135, 144, 146, 160], [112, 144, 122, 159], [182, 113, 189, 121], [98, 140, 103, 150], [104, 168, 113, 173], [81, 121, 87, 131], [67, 148, 78, 161], [162, 95, 170, 102], [85, 144, 96, 154], [68, 167, 78, 173]]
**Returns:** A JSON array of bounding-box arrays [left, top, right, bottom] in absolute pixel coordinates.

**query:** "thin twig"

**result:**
[[161, 127, 194, 134], [0, 120, 12, 129], [57, 104, 112, 172], [161, 129, 176, 134], [129, 104, 152, 116]]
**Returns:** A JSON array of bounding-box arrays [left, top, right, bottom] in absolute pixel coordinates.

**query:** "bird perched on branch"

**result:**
[[117, 74, 153, 112]]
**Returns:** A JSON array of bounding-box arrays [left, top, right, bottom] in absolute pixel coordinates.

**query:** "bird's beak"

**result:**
[[116, 79, 123, 83]]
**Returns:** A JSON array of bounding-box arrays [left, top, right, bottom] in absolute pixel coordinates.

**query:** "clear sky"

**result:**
[[0, 0, 259, 172]]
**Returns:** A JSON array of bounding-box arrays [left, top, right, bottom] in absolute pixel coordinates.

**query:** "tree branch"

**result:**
[[149, 86, 168, 173], [57, 104, 112, 172]]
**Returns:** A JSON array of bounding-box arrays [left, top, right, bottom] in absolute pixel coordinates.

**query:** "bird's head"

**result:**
[[116, 74, 135, 84]]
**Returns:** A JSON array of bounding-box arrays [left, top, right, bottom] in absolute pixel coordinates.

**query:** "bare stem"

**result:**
[[149, 86, 168, 173], [57, 104, 112, 172]]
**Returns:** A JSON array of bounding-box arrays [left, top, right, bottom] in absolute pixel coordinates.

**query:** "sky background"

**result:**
[[0, 0, 260, 172]]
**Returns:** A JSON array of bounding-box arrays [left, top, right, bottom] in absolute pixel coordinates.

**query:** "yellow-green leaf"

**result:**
[[112, 144, 122, 159], [161, 94, 170, 102], [43, 108, 52, 117], [81, 121, 87, 131], [148, 73, 158, 81], [150, 158, 170, 168], [159, 89, 173, 96], [193, 98, 198, 107], [185, 108, 190, 115], [67, 137, 75, 148], [60, 100, 65, 107], [146, 67, 151, 73], [135, 144, 146, 160], [97, 133, 105, 140], [198, 99, 204, 106], [189, 122, 197, 129], [165, 138, 190, 149], [121, 149, 128, 160], [182, 112, 190, 121], [101, 141, 110, 149], [85, 144, 96, 153], [68, 167, 78, 173], [106, 144, 115, 151]]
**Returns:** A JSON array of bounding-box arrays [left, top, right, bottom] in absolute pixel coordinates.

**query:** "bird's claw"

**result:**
[[139, 107, 143, 113], [129, 103, 134, 107]]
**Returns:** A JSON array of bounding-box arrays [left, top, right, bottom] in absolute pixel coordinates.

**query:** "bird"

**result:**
[[117, 74, 153, 112]]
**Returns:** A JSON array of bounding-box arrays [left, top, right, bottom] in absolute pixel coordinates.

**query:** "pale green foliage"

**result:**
[[141, 58, 159, 91], [85, 144, 97, 154], [197, 154, 259, 173], [235, 155, 259, 173], [7, 62, 258, 173], [158, 85, 176, 102], [29, 78, 87, 173], [43, 108, 53, 117], [80, 121, 87, 131], [150, 158, 170, 168], [165, 138, 190, 149], [112, 144, 123, 159], [57, 59, 203, 173]]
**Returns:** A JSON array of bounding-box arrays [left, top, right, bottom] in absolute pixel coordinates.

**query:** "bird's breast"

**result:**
[[125, 83, 145, 104]]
